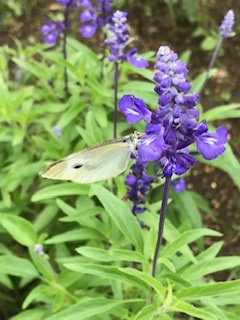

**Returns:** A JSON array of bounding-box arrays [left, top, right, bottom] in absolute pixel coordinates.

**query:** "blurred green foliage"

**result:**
[[0, 1, 239, 319]]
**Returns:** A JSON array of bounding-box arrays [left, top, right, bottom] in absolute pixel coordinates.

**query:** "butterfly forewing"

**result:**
[[40, 140, 134, 183]]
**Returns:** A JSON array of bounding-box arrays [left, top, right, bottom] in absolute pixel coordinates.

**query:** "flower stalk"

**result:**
[[151, 176, 171, 277]]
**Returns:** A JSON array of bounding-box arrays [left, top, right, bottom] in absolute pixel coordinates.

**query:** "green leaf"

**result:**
[[76, 247, 147, 263], [180, 257, 240, 281], [22, 284, 51, 309], [45, 228, 103, 244], [177, 279, 240, 299], [11, 309, 48, 320], [119, 268, 165, 298], [32, 183, 89, 202], [45, 298, 142, 320], [57, 98, 88, 128], [172, 300, 218, 320], [0, 214, 37, 247], [197, 241, 223, 262], [91, 184, 144, 253], [201, 35, 218, 51], [134, 305, 157, 320], [161, 228, 221, 258], [204, 103, 240, 121], [65, 263, 151, 293], [0, 255, 38, 277], [171, 191, 203, 229]]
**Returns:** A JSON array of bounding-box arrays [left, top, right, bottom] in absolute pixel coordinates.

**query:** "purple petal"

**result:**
[[195, 126, 228, 160], [44, 32, 59, 44], [80, 23, 97, 38], [80, 10, 96, 22], [119, 95, 152, 124], [139, 133, 164, 161], [171, 178, 186, 193], [77, 0, 93, 8], [126, 48, 148, 69]]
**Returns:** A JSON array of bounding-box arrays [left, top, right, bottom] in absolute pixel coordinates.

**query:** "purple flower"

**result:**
[[77, 0, 92, 8], [127, 48, 149, 69], [41, 20, 65, 44], [194, 122, 228, 160], [219, 10, 235, 38], [80, 21, 97, 38], [52, 126, 62, 138], [79, 0, 113, 38], [120, 45, 228, 205], [118, 95, 152, 124], [104, 10, 148, 68], [171, 178, 186, 193], [58, 0, 83, 7], [138, 124, 165, 162]]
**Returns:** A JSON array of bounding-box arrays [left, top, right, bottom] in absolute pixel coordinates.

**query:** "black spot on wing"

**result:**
[[72, 164, 82, 169]]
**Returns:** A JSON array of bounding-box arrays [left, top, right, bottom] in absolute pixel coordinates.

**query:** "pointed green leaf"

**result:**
[[45, 298, 142, 320], [65, 263, 151, 293], [32, 183, 89, 202], [91, 184, 144, 252], [177, 280, 240, 299], [0, 214, 37, 247], [76, 247, 147, 263], [0, 255, 38, 277]]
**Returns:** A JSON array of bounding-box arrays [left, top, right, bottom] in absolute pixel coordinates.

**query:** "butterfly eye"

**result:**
[[72, 164, 82, 169]]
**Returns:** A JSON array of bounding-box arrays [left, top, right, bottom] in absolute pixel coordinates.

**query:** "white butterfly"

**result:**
[[39, 131, 141, 184]]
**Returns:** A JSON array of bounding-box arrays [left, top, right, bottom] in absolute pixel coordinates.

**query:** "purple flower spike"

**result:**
[[120, 45, 228, 182], [120, 45, 228, 218], [119, 95, 152, 124], [104, 10, 148, 68], [219, 10, 235, 38]]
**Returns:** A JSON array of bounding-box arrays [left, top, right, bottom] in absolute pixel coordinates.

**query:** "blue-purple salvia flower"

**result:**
[[52, 126, 62, 138], [171, 178, 186, 193], [41, 20, 66, 44], [219, 9, 235, 38], [79, 0, 113, 38], [104, 10, 148, 68], [119, 46, 228, 210], [41, 0, 82, 44]]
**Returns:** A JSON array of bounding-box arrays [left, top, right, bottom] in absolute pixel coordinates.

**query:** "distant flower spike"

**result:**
[[219, 9, 235, 38], [104, 10, 148, 68]]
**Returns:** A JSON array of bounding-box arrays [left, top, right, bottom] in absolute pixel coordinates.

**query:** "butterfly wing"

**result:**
[[40, 141, 133, 183]]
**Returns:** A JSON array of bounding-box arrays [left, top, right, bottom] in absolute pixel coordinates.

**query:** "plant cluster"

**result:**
[[0, 2, 239, 320]]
